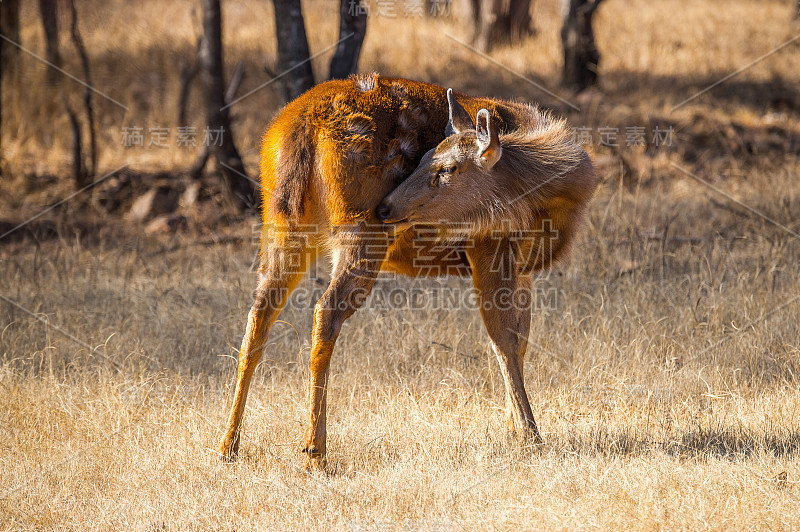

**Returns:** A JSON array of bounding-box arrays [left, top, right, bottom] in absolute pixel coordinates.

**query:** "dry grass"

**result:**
[[2, 0, 800, 529]]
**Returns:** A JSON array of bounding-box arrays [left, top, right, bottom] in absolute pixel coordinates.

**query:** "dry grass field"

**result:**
[[2, 0, 800, 529]]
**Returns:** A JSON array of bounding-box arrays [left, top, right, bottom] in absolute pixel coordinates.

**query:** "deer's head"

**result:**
[[376, 89, 503, 229]]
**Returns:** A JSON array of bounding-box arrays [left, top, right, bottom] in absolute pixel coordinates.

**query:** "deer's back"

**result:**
[[260, 75, 517, 227]]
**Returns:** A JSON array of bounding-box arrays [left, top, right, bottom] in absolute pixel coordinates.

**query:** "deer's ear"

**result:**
[[445, 88, 474, 136], [475, 109, 502, 169]]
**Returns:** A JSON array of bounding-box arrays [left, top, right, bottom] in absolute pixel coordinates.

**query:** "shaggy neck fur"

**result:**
[[462, 107, 591, 236]]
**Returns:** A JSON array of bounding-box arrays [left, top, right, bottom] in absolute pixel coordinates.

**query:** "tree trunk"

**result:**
[[560, 0, 604, 91], [507, 0, 534, 41], [271, 0, 314, 102], [62, 95, 86, 187], [199, 0, 257, 211], [67, 0, 96, 179], [0, 0, 21, 77], [469, 0, 482, 29], [39, 0, 61, 85], [0, 0, 21, 155], [328, 0, 367, 80], [472, 0, 534, 52]]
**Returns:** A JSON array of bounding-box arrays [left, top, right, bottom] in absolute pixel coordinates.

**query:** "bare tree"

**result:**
[[67, 0, 96, 182], [270, 0, 368, 99], [197, 0, 257, 211], [63, 94, 85, 186], [560, 0, 605, 91], [0, 0, 21, 155], [271, 0, 314, 102], [472, 0, 535, 52], [0, 0, 20, 76], [328, 0, 367, 80], [39, 0, 61, 85]]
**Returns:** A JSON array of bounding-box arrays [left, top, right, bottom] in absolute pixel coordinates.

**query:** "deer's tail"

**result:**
[[261, 117, 315, 223]]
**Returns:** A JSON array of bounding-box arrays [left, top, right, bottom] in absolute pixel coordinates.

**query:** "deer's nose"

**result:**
[[375, 201, 392, 222]]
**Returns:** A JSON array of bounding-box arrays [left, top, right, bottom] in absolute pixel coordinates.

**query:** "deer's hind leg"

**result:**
[[219, 229, 312, 461], [302, 224, 388, 470]]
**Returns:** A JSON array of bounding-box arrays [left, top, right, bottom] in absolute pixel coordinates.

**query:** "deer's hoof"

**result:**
[[218, 433, 240, 462], [301, 445, 326, 471]]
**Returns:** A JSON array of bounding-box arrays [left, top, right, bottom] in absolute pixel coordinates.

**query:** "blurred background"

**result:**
[[1, 0, 797, 228]]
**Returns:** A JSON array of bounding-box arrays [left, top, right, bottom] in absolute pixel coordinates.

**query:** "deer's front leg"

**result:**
[[467, 239, 542, 442], [302, 227, 386, 470]]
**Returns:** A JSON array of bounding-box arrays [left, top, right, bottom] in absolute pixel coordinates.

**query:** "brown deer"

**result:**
[[218, 74, 598, 469]]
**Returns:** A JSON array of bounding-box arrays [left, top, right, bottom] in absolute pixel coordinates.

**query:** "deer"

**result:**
[[218, 73, 598, 470]]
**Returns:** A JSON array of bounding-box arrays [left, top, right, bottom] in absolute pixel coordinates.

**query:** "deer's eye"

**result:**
[[440, 165, 457, 176], [431, 165, 456, 187], [432, 165, 456, 187]]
